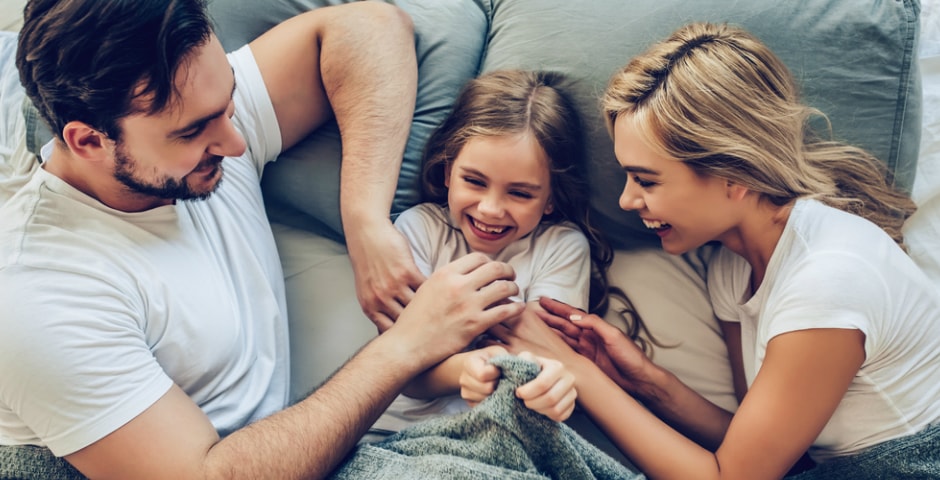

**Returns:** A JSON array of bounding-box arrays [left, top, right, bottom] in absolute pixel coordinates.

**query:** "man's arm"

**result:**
[[65, 253, 525, 479], [250, 2, 425, 329]]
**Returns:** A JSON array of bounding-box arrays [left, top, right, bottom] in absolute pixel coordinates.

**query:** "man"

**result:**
[[0, 0, 524, 478]]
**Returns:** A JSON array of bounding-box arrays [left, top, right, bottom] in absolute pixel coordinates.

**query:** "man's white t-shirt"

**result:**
[[370, 203, 591, 434], [708, 198, 940, 462], [0, 45, 289, 457]]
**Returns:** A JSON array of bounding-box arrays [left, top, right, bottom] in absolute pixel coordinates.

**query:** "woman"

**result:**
[[469, 22, 940, 479]]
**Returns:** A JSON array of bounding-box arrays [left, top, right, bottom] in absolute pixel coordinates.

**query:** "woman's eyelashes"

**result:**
[[633, 175, 657, 188]]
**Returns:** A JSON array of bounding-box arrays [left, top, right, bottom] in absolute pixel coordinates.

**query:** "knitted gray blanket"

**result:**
[[329, 355, 644, 479], [0, 444, 86, 480]]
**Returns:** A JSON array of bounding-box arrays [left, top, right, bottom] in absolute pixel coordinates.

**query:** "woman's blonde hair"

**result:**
[[602, 22, 916, 245]]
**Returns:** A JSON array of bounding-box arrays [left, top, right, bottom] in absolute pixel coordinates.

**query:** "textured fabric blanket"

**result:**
[[788, 422, 940, 479], [0, 444, 87, 480], [329, 355, 643, 479]]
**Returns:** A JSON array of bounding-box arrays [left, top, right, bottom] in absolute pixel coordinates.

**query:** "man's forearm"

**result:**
[[203, 333, 422, 479]]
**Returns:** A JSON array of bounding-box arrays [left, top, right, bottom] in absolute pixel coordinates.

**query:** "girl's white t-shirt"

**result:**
[[370, 202, 591, 434]]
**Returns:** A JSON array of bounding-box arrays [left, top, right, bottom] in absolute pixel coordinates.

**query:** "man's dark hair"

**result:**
[[16, 0, 212, 142]]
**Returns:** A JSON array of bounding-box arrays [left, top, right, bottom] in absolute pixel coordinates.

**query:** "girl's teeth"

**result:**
[[473, 218, 507, 233]]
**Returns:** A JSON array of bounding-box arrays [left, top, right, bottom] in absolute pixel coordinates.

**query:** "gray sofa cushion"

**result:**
[[478, 0, 921, 248]]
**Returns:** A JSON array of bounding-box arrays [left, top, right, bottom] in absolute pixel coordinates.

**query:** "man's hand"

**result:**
[[387, 253, 524, 366], [346, 220, 425, 332]]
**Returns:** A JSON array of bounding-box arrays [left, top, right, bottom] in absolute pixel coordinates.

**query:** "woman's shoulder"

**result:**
[[791, 198, 887, 242]]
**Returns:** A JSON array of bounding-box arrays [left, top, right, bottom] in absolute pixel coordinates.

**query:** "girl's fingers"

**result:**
[[514, 354, 578, 421], [459, 347, 506, 404]]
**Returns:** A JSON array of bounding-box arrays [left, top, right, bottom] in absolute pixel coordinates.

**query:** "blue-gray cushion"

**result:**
[[210, 0, 488, 241], [477, 0, 921, 249]]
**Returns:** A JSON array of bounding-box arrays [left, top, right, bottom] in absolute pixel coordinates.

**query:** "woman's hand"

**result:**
[[536, 297, 656, 396], [459, 346, 577, 422]]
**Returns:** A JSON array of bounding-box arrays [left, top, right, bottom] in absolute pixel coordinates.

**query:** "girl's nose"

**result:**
[[478, 192, 505, 218]]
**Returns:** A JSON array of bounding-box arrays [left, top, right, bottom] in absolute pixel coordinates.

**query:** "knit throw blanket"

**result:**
[[329, 355, 644, 479], [0, 444, 87, 480]]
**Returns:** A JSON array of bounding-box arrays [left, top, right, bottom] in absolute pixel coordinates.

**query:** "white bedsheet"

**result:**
[[905, 0, 940, 287]]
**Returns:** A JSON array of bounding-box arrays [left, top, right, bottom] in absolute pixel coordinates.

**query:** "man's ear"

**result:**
[[61, 121, 112, 162]]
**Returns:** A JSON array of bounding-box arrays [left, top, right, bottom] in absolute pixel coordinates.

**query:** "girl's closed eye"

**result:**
[[463, 176, 486, 188], [510, 190, 535, 199]]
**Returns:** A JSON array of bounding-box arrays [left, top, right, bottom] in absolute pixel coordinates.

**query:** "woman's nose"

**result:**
[[619, 180, 644, 211]]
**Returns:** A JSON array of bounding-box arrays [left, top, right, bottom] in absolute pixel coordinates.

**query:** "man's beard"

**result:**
[[113, 143, 224, 201]]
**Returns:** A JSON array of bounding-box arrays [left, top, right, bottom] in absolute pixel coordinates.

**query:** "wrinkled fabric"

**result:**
[[787, 422, 940, 479], [0, 444, 87, 480], [330, 355, 643, 480]]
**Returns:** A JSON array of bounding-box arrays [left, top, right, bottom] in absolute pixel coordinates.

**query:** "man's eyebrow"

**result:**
[[168, 74, 237, 138]]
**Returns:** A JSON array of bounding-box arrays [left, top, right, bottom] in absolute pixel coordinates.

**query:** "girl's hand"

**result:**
[[459, 345, 507, 407], [459, 347, 577, 422], [537, 297, 655, 396], [514, 351, 577, 422]]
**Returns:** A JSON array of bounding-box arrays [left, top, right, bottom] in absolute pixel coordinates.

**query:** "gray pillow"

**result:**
[[477, 0, 921, 249], [209, 0, 488, 241]]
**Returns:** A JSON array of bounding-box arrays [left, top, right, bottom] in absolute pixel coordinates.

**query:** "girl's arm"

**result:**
[[719, 320, 748, 404], [402, 352, 473, 399]]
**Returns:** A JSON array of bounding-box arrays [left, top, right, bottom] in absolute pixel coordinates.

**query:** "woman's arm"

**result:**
[[493, 299, 866, 479]]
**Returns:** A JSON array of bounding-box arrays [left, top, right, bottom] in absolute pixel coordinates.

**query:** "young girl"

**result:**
[[369, 69, 651, 437], [472, 23, 940, 479]]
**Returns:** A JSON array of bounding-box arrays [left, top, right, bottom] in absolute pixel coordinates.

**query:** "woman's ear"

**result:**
[[443, 162, 452, 188], [543, 199, 554, 215], [726, 180, 749, 201], [62, 121, 111, 163]]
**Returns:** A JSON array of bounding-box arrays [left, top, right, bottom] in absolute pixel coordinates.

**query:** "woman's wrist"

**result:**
[[632, 361, 676, 410]]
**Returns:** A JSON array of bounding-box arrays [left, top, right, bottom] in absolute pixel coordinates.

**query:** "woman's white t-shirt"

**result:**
[[708, 198, 940, 462]]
